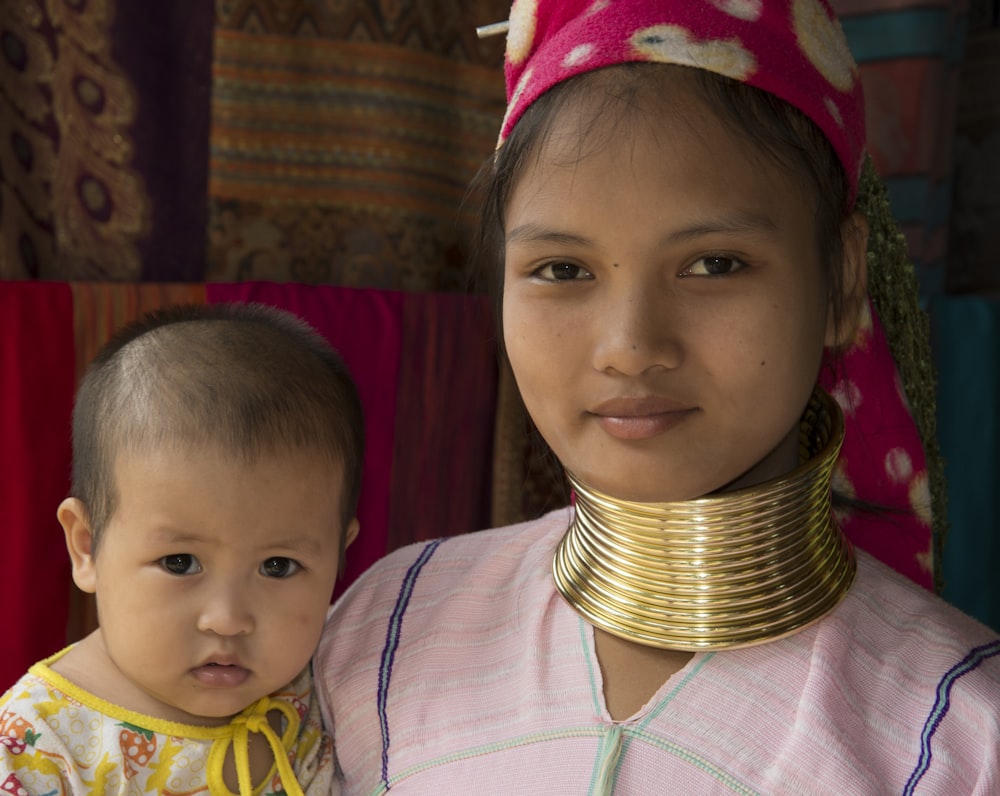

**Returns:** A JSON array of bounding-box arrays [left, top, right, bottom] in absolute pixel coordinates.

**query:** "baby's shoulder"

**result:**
[[1, 667, 55, 725], [1, 657, 98, 725], [0, 664, 104, 789]]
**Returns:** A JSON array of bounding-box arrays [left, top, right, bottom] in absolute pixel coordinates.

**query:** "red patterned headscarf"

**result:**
[[501, 0, 866, 206], [495, 0, 936, 589]]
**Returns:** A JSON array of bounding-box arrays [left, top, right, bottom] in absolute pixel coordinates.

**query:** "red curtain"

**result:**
[[0, 282, 74, 690]]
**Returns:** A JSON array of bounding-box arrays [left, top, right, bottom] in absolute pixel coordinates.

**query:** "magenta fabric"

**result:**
[[820, 299, 934, 590], [207, 282, 404, 599], [388, 293, 497, 550], [501, 0, 866, 205], [0, 282, 75, 691]]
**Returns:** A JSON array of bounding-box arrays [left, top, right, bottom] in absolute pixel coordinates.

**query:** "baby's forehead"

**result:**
[[110, 436, 346, 478], [100, 441, 349, 553], [104, 441, 349, 529]]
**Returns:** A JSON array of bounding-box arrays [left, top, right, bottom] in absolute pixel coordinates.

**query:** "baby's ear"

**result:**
[[58, 498, 98, 594], [344, 517, 360, 549], [825, 210, 869, 349]]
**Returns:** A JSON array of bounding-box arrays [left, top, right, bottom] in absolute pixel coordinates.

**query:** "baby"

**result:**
[[1, 302, 363, 795]]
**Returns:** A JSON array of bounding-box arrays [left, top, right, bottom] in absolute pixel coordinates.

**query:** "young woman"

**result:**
[[317, 2, 1000, 793]]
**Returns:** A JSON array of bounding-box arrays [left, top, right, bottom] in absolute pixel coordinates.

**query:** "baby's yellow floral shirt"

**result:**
[[0, 648, 335, 795]]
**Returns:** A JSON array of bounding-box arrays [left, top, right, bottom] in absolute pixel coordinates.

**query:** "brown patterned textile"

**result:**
[[1, 1, 151, 279]]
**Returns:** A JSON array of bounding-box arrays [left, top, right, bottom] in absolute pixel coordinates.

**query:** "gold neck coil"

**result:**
[[553, 388, 855, 650]]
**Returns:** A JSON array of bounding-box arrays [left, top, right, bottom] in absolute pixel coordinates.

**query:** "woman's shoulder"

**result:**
[[830, 549, 1000, 698], [331, 507, 572, 612], [851, 550, 998, 648], [320, 508, 570, 652], [786, 551, 1000, 787], [314, 509, 574, 731]]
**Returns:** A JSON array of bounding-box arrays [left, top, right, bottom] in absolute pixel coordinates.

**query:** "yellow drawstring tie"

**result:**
[[206, 696, 304, 796]]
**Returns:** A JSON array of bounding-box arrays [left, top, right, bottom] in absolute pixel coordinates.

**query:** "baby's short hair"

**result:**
[[70, 303, 364, 551]]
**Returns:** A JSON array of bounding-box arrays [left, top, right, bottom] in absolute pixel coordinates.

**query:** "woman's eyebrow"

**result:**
[[506, 211, 779, 250], [505, 223, 592, 247], [662, 211, 779, 244]]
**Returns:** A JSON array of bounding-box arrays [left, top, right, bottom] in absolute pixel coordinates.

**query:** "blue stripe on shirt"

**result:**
[[903, 639, 1000, 794], [377, 538, 445, 790]]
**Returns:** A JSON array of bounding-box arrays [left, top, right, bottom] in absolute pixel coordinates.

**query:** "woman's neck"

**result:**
[[553, 388, 856, 651]]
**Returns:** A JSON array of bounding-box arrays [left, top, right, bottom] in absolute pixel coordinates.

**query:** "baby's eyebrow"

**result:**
[[148, 529, 206, 546], [146, 530, 324, 556], [263, 537, 325, 557]]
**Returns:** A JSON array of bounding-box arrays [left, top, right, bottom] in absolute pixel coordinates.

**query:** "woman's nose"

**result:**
[[591, 280, 683, 376]]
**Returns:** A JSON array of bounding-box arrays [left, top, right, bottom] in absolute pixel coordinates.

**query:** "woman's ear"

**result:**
[[58, 498, 98, 594], [825, 210, 870, 349]]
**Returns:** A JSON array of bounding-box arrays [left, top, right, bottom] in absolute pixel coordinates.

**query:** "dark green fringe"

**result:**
[[856, 156, 948, 593]]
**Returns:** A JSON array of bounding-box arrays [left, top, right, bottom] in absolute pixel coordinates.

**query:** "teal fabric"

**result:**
[[841, 8, 964, 62], [933, 295, 1000, 631]]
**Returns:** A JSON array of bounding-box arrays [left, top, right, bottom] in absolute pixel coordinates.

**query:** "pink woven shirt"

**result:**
[[317, 509, 1000, 795]]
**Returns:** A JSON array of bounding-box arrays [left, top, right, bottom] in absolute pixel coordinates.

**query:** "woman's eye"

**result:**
[[683, 256, 745, 277], [260, 557, 302, 578], [534, 261, 593, 282], [159, 554, 202, 575]]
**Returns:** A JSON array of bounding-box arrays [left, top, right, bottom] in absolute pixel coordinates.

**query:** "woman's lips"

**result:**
[[590, 396, 696, 440]]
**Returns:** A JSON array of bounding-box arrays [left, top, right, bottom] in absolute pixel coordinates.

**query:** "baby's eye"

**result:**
[[260, 557, 302, 578], [682, 256, 745, 277], [160, 554, 202, 576], [533, 261, 594, 282]]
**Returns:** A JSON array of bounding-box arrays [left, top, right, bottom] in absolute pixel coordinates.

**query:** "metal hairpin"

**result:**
[[476, 20, 510, 38]]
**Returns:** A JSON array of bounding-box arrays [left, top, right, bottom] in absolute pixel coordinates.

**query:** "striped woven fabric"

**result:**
[[206, 27, 506, 288], [210, 32, 501, 219]]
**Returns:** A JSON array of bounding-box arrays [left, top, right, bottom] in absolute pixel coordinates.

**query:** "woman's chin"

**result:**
[[569, 470, 715, 504]]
